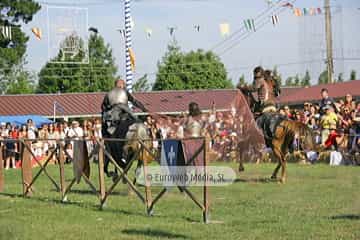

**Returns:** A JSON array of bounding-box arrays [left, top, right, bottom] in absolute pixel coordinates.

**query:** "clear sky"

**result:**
[[24, 0, 360, 86]]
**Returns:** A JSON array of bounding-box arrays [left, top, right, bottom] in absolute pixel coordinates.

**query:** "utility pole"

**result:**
[[325, 0, 334, 83]]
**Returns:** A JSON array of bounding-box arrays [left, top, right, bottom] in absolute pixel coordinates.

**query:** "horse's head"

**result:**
[[237, 85, 257, 113]]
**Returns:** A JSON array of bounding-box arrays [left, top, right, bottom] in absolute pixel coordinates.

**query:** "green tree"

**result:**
[[37, 33, 117, 93], [0, 0, 41, 70], [236, 74, 246, 88], [318, 70, 328, 84], [2, 59, 36, 94], [301, 70, 311, 86], [350, 70, 357, 81], [272, 66, 282, 86], [153, 42, 233, 90], [294, 74, 301, 86], [285, 77, 294, 86], [337, 73, 344, 83], [133, 74, 150, 92]]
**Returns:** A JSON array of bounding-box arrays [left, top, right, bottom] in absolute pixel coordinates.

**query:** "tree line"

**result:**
[[0, 0, 358, 95]]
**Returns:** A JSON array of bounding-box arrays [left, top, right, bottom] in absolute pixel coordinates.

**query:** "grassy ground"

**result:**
[[0, 162, 359, 240]]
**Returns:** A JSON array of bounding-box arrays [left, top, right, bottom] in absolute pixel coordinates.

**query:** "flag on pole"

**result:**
[[128, 47, 136, 71], [31, 27, 42, 40], [219, 23, 230, 36], [244, 19, 255, 31], [54, 101, 65, 114], [271, 15, 279, 25]]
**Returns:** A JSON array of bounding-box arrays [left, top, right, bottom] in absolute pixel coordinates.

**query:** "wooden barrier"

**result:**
[[21, 141, 33, 197], [0, 145, 4, 192], [0, 137, 210, 223]]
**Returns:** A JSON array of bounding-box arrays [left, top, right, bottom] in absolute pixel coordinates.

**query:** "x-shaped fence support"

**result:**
[[147, 138, 210, 223], [96, 139, 154, 212], [22, 140, 60, 196]]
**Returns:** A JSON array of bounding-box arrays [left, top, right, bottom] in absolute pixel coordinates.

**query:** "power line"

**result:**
[[217, 0, 297, 57], [210, 0, 284, 52]]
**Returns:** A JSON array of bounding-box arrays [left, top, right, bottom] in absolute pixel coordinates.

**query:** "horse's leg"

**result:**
[[238, 145, 245, 172], [271, 142, 283, 180], [280, 156, 287, 184]]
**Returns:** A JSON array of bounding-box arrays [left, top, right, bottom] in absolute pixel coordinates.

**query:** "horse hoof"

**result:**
[[147, 209, 154, 216], [238, 166, 245, 172], [280, 178, 286, 184], [270, 175, 277, 180]]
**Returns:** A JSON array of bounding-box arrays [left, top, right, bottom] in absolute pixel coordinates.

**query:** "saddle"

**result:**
[[256, 112, 286, 147]]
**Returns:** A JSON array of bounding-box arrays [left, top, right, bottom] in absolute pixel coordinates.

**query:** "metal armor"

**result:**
[[186, 118, 202, 137], [107, 87, 128, 106]]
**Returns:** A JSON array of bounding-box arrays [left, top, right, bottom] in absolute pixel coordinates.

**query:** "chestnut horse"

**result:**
[[239, 86, 315, 183]]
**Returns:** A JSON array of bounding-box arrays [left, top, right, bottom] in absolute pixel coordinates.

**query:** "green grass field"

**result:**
[[0, 163, 359, 240]]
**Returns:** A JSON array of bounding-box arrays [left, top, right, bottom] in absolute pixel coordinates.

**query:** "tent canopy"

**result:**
[[0, 115, 53, 128]]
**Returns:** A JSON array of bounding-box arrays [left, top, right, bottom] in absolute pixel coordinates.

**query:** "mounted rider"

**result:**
[[246, 67, 285, 147], [101, 79, 147, 135], [249, 66, 278, 115], [101, 79, 147, 175]]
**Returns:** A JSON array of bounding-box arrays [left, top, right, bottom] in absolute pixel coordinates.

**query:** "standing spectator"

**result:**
[[4, 131, 16, 169], [26, 119, 37, 140], [18, 125, 27, 139], [47, 124, 59, 162], [93, 119, 102, 139], [38, 124, 49, 155], [343, 93, 356, 111], [1, 122, 9, 138], [319, 88, 336, 115]]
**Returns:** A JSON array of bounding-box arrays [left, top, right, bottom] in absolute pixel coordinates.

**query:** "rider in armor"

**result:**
[[101, 79, 147, 176]]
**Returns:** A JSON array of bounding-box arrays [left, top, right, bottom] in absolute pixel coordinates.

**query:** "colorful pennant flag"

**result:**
[[194, 25, 200, 32], [265, 0, 273, 6], [282, 2, 294, 8], [1, 26, 12, 40], [317, 7, 322, 14], [271, 15, 279, 26], [145, 27, 152, 38], [219, 23, 230, 36], [294, 8, 302, 17], [118, 29, 126, 39], [303, 8, 308, 16], [168, 26, 177, 36], [244, 19, 255, 31], [309, 8, 316, 16], [128, 47, 136, 71], [31, 27, 42, 40]]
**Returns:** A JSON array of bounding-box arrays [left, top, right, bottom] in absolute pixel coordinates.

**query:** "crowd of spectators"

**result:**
[[0, 108, 245, 169], [279, 88, 360, 164]]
